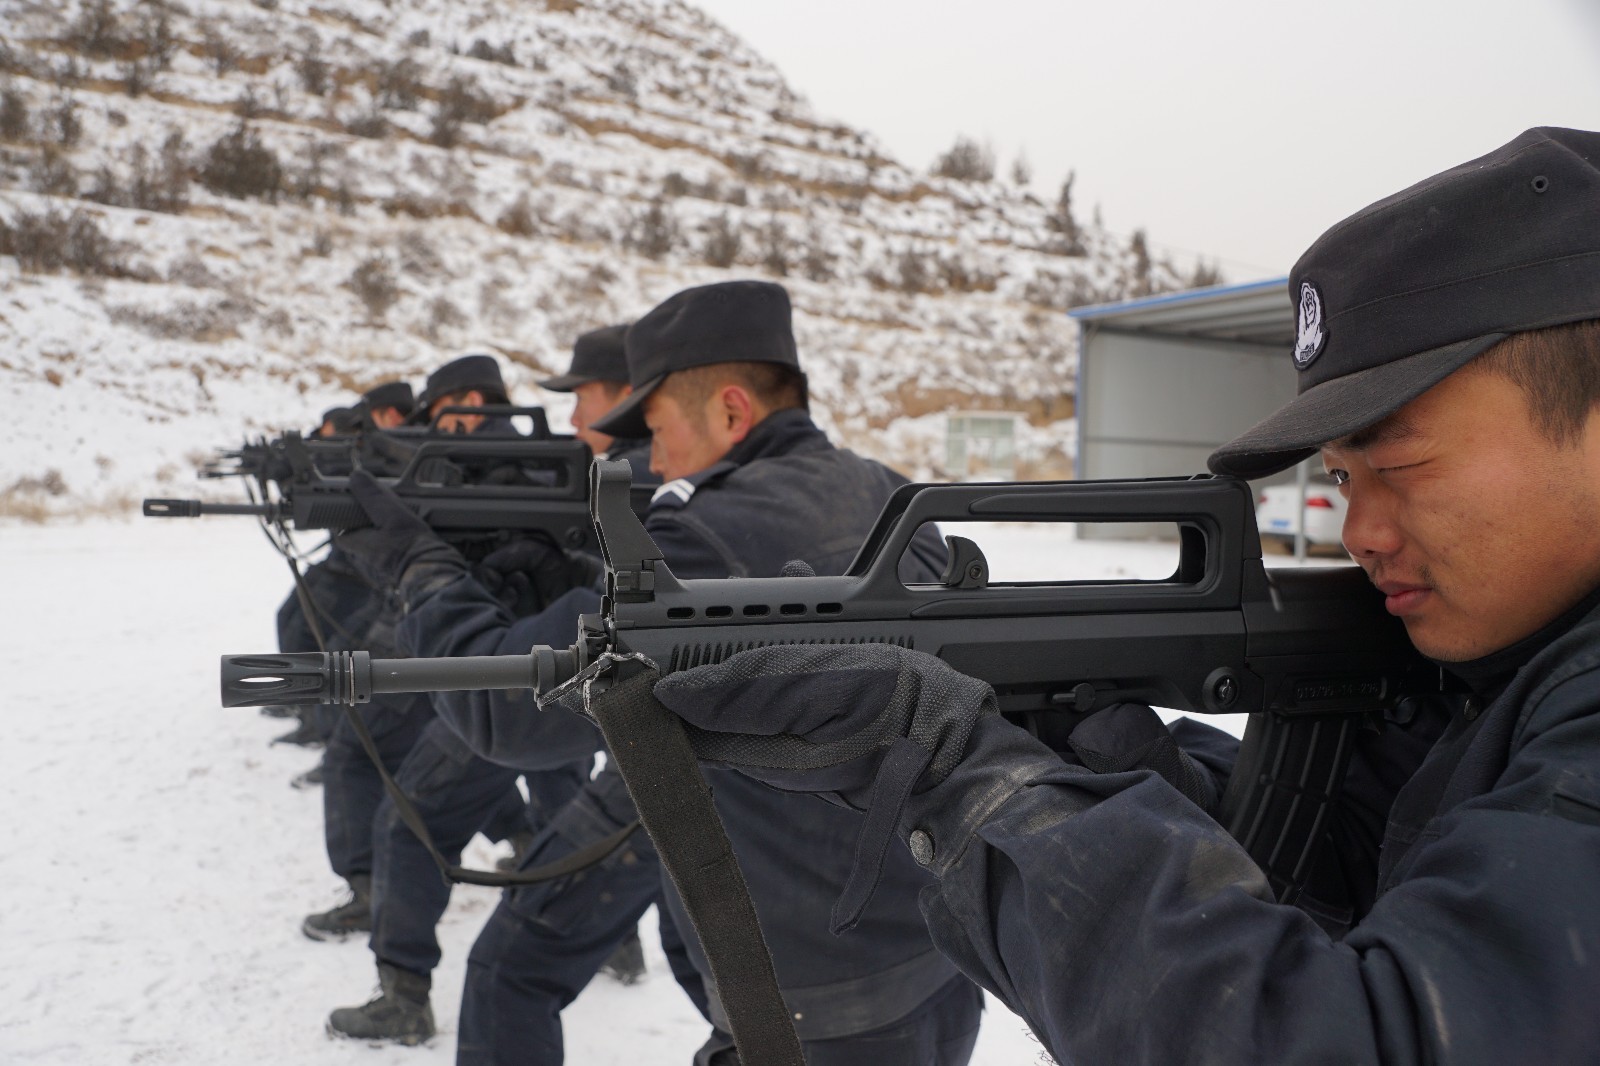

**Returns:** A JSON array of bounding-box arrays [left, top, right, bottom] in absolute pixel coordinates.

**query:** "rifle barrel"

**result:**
[[219, 649, 576, 707], [143, 498, 277, 518]]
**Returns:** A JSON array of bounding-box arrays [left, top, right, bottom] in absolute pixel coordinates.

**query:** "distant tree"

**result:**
[[202, 23, 240, 76], [1127, 229, 1154, 298], [702, 213, 741, 268], [132, 130, 191, 213], [1010, 151, 1032, 187], [897, 247, 931, 293], [31, 144, 77, 197], [430, 75, 497, 148], [932, 135, 994, 182], [1048, 170, 1084, 255], [45, 95, 81, 146], [496, 193, 538, 237], [1188, 258, 1225, 289], [67, 0, 126, 59]]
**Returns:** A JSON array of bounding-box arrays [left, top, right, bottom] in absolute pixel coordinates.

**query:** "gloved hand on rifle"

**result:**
[[645, 642, 1219, 931], [336, 470, 468, 607], [472, 537, 606, 617]]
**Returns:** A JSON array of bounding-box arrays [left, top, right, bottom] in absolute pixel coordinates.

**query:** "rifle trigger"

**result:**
[[941, 535, 989, 590]]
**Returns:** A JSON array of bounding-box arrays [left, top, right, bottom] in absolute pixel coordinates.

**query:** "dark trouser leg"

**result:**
[[655, 899, 711, 1021], [457, 770, 664, 1066], [368, 719, 556, 978], [694, 975, 984, 1066], [321, 694, 433, 880]]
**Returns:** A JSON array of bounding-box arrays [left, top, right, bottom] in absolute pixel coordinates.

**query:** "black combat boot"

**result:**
[[327, 963, 436, 1045], [272, 717, 325, 748], [302, 874, 372, 941], [290, 759, 325, 790], [599, 926, 646, 985]]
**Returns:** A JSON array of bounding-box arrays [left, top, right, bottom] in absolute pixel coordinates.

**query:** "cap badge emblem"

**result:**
[[1293, 282, 1328, 370]]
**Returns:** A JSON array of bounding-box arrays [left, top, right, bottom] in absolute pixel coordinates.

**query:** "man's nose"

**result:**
[[1340, 483, 1402, 559]]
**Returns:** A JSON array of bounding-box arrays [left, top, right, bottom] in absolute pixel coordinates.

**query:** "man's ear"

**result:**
[[718, 384, 757, 440]]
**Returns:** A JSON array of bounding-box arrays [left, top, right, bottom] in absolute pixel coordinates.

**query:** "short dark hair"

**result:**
[[1473, 318, 1600, 445], [658, 361, 808, 423]]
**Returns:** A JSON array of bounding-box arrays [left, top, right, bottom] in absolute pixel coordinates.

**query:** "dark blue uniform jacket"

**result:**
[[902, 584, 1600, 1064], [640, 409, 958, 1041]]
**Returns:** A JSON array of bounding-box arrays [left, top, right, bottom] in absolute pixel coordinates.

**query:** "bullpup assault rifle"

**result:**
[[143, 408, 646, 555], [223, 459, 1437, 903]]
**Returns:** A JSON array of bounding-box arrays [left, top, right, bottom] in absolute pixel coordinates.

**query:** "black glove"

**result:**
[[335, 470, 466, 602], [473, 539, 606, 616], [650, 643, 993, 933]]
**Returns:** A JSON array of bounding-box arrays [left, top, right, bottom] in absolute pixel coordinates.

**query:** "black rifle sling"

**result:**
[[286, 560, 640, 889], [586, 665, 805, 1066]]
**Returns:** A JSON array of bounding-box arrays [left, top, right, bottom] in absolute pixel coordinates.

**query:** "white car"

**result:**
[[1255, 476, 1348, 551]]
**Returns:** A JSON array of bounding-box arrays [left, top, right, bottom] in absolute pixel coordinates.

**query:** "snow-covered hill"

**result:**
[[0, 0, 1202, 518]]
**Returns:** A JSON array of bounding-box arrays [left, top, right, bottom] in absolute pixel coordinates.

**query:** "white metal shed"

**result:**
[[1069, 278, 1296, 483]]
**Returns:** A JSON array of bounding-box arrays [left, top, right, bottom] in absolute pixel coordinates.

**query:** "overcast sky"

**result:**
[[692, 0, 1600, 282]]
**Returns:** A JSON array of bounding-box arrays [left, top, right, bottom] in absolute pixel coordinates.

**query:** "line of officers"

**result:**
[[264, 278, 995, 1063]]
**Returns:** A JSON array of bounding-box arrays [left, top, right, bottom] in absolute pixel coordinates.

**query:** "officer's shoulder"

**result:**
[[649, 460, 739, 512]]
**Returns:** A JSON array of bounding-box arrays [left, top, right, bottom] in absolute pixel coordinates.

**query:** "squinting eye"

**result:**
[[1327, 469, 1350, 486]]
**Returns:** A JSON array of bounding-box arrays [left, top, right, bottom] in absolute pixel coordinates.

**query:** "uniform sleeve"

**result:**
[[395, 576, 604, 770], [903, 687, 1600, 1065]]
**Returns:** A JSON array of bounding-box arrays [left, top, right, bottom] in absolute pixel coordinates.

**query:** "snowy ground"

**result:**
[[2, 517, 1340, 1064]]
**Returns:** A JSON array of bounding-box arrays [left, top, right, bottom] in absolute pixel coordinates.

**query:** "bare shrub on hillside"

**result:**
[[896, 247, 932, 294], [200, 122, 282, 202], [496, 193, 537, 237], [701, 213, 741, 268], [629, 198, 677, 259], [304, 229, 334, 257], [132, 130, 190, 213], [138, 5, 177, 71], [932, 135, 994, 182], [430, 75, 498, 148], [30, 144, 78, 197], [109, 297, 251, 341], [661, 171, 690, 198], [0, 86, 29, 142], [44, 96, 81, 146], [65, 0, 128, 59], [760, 215, 789, 277], [349, 257, 400, 322], [122, 58, 149, 97], [799, 219, 835, 283], [292, 139, 338, 202], [376, 57, 423, 110], [202, 23, 240, 75], [0, 206, 134, 277], [1023, 269, 1103, 312], [468, 39, 517, 66], [406, 29, 431, 48], [85, 163, 124, 205], [399, 230, 443, 277], [424, 295, 467, 341], [345, 109, 387, 139], [296, 43, 330, 96]]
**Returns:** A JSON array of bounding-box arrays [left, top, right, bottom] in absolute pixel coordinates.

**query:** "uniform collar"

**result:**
[[1435, 582, 1600, 699], [722, 408, 827, 467]]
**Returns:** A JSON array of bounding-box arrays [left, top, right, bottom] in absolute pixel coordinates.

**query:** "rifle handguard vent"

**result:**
[[666, 634, 913, 673]]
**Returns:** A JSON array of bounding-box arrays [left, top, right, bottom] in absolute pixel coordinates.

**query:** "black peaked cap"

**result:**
[[361, 380, 415, 415], [539, 324, 631, 391], [414, 353, 509, 415], [592, 280, 798, 438], [1210, 127, 1600, 479]]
